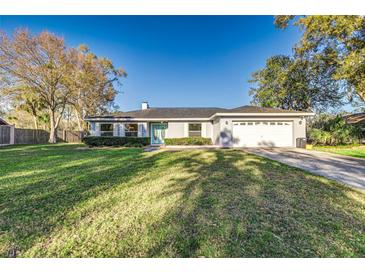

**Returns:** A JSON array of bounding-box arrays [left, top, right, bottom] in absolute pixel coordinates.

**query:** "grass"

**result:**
[[0, 144, 364, 258], [313, 145, 365, 159]]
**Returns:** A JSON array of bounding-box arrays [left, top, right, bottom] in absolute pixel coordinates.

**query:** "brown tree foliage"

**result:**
[[0, 29, 126, 142]]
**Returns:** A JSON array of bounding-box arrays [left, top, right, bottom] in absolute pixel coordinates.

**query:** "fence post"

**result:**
[[10, 125, 15, 145], [63, 130, 66, 142]]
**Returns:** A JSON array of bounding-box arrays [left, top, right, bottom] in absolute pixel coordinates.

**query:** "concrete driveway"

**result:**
[[245, 148, 365, 190]]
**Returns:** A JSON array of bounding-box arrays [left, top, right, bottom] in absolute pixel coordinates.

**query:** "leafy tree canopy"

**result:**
[[249, 55, 343, 112], [0, 29, 126, 142], [275, 15, 365, 103]]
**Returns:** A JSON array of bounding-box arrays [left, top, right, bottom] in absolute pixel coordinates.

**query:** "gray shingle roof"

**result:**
[[106, 107, 226, 119], [225, 105, 308, 113], [344, 112, 365, 124], [0, 117, 9, 125], [86, 105, 309, 119]]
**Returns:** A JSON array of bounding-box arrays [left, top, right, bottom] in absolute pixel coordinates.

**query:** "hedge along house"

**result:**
[[85, 102, 314, 147]]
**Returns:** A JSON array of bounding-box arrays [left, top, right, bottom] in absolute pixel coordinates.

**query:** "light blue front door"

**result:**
[[151, 123, 167, 144]]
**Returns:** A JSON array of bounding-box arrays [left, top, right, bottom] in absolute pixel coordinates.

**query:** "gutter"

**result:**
[[84, 117, 212, 122], [208, 112, 315, 119], [85, 112, 315, 122]]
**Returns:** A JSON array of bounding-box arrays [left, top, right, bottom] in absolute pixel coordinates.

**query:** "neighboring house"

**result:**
[[344, 112, 365, 132], [0, 117, 9, 126], [85, 102, 314, 147]]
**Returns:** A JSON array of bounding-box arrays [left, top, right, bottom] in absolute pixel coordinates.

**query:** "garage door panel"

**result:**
[[232, 121, 293, 147]]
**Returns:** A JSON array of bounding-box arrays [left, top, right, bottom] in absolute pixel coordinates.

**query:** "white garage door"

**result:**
[[232, 121, 293, 147]]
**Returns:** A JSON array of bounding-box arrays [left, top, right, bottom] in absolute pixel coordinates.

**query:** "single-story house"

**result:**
[[344, 112, 365, 131], [0, 117, 9, 126], [85, 102, 314, 147]]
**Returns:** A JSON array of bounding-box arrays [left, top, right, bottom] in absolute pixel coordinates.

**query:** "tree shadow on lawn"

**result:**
[[0, 145, 169, 257], [0, 146, 364, 257], [144, 150, 365, 257]]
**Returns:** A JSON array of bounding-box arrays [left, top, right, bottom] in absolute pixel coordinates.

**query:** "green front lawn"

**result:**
[[313, 145, 365, 159], [0, 144, 364, 257]]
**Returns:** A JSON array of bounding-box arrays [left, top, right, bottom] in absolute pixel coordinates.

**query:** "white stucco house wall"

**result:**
[[85, 102, 314, 147]]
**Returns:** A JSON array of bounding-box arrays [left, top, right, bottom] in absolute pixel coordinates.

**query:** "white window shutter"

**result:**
[[138, 124, 142, 137], [138, 123, 143, 137], [90, 122, 96, 135], [138, 123, 147, 137], [113, 123, 119, 136], [95, 123, 101, 136], [119, 123, 125, 137]]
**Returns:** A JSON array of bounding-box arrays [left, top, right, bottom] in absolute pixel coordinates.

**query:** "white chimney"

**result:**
[[141, 101, 149, 110]]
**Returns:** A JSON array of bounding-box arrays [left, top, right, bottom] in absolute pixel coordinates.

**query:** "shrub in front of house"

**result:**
[[164, 137, 212, 146], [308, 115, 363, 145], [308, 128, 332, 145], [82, 136, 150, 147]]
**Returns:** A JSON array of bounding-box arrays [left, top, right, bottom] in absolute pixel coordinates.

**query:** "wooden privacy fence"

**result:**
[[0, 125, 12, 145], [15, 128, 49, 144], [56, 130, 85, 143], [0, 125, 85, 145]]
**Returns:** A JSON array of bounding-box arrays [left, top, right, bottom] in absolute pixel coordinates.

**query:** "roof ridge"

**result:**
[[123, 106, 227, 112], [85, 105, 312, 119], [147, 106, 226, 109]]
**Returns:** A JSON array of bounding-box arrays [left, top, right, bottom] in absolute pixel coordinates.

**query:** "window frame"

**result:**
[[188, 123, 202, 137], [124, 123, 138, 137], [100, 123, 114, 137]]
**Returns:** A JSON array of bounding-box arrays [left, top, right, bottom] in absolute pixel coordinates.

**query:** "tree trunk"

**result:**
[[48, 109, 58, 143], [33, 115, 38, 130], [359, 91, 365, 103], [48, 114, 57, 144], [75, 109, 83, 131]]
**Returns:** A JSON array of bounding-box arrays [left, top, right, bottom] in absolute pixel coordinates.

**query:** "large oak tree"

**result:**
[[249, 55, 343, 112], [66, 45, 126, 131], [0, 29, 126, 142], [0, 30, 74, 142], [275, 15, 365, 103]]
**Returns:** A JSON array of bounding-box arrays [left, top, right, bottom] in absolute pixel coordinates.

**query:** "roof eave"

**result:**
[[0, 118, 9, 125], [84, 117, 212, 122], [209, 112, 315, 119], [85, 112, 315, 122]]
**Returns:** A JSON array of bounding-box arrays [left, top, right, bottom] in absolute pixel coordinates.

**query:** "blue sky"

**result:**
[[0, 16, 301, 111]]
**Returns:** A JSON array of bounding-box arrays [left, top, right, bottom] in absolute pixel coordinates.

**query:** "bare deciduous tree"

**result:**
[[0, 29, 73, 142], [0, 29, 126, 142], [66, 45, 126, 131]]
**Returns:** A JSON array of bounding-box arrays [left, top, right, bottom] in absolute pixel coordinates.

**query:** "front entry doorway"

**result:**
[[150, 123, 167, 145]]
